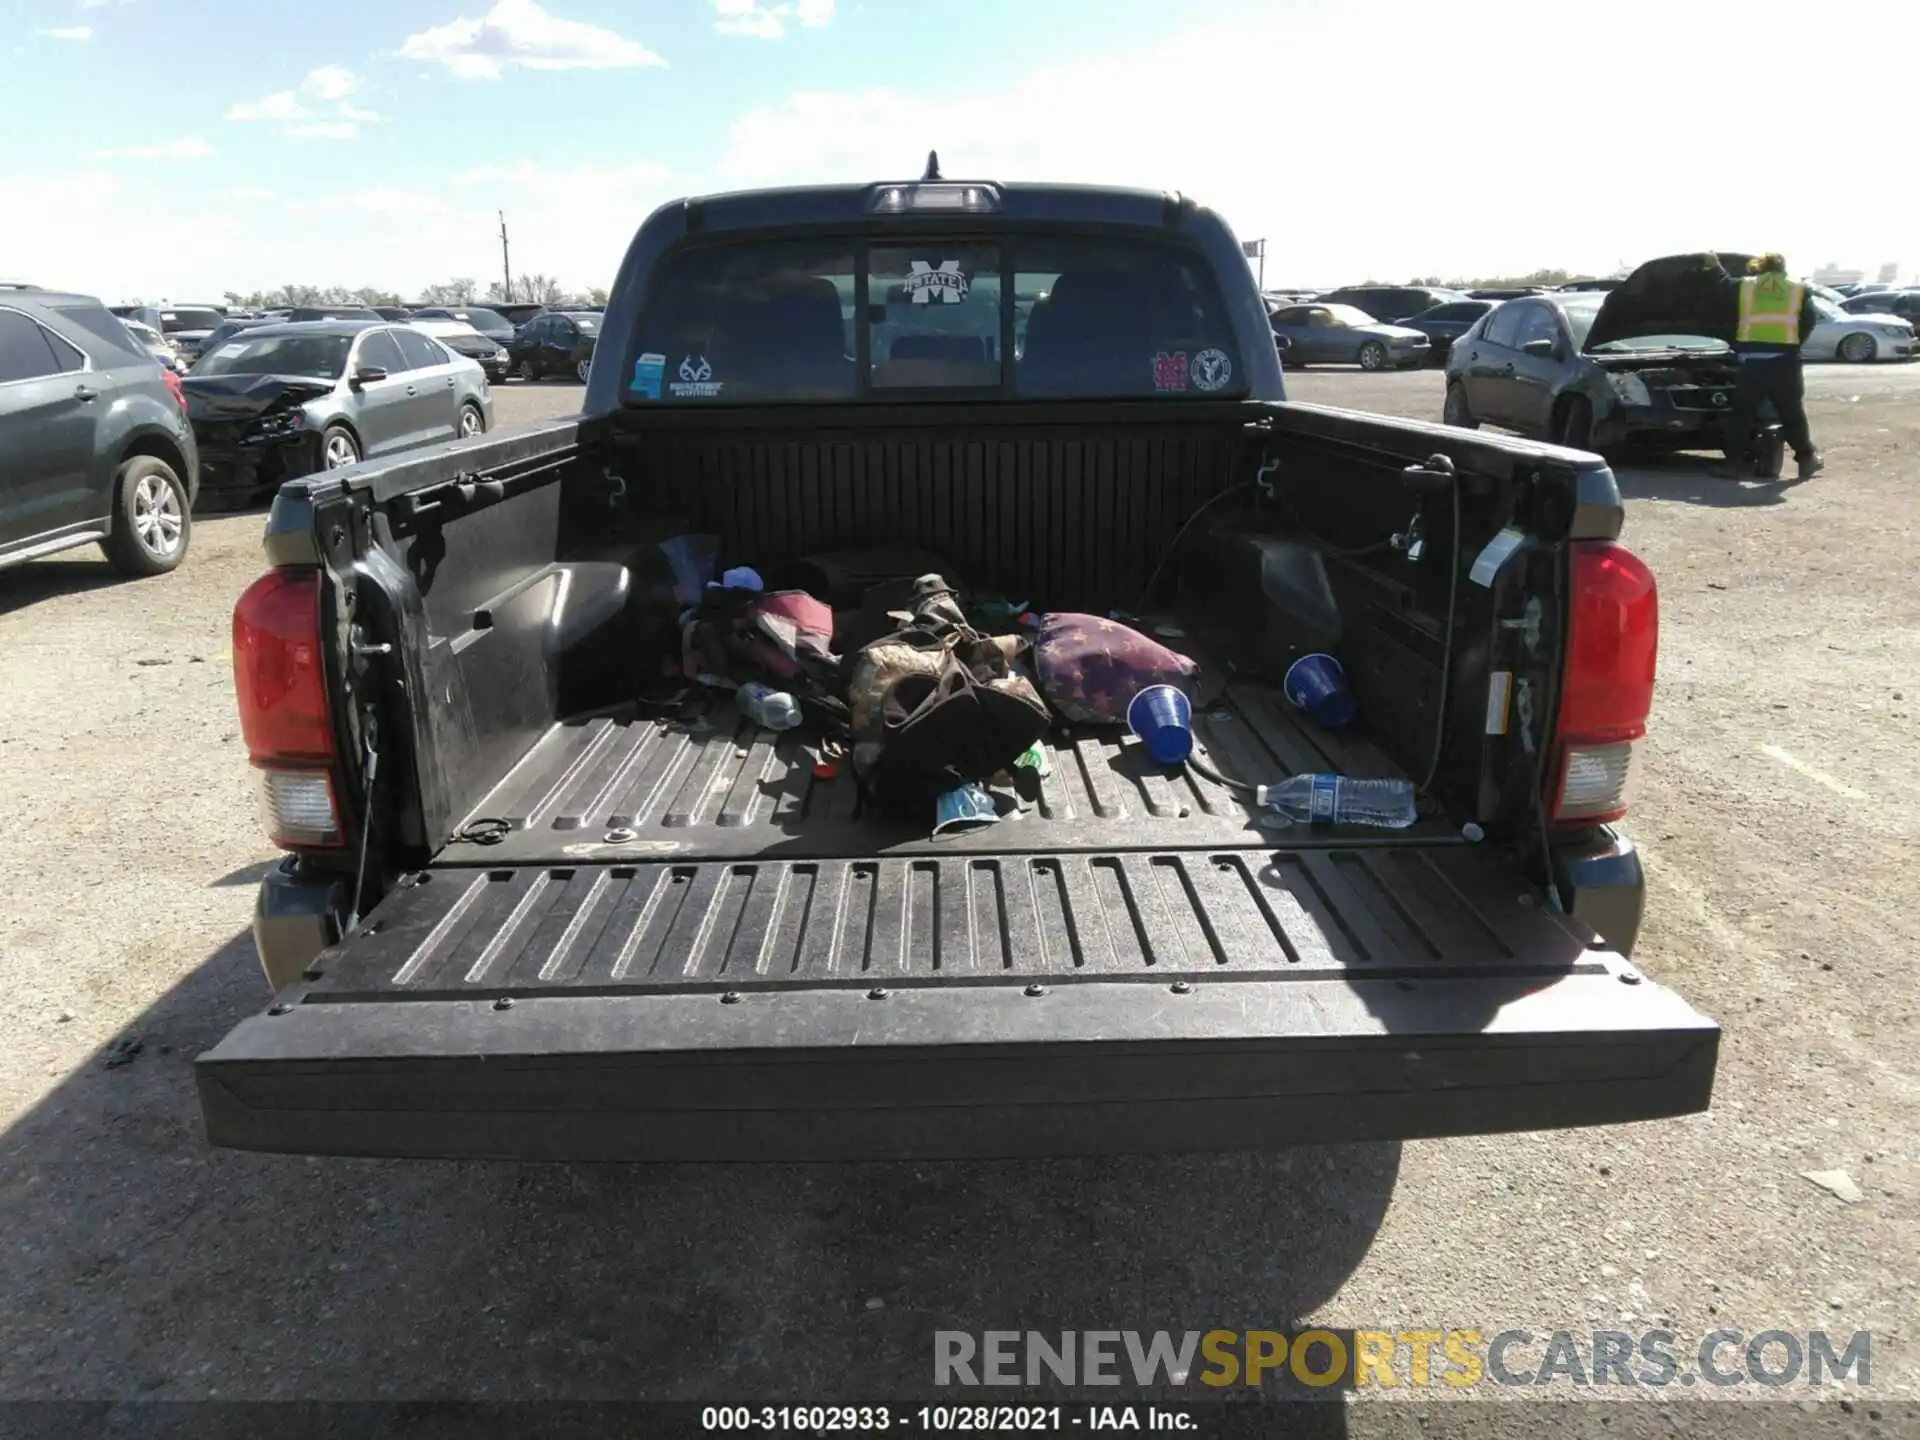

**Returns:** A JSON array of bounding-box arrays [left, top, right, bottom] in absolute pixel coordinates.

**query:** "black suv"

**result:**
[[1313, 284, 1470, 323], [1, 286, 199, 577]]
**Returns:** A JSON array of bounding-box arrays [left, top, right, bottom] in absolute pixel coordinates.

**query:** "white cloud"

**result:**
[[287, 122, 361, 140], [399, 0, 664, 80], [302, 64, 358, 101], [711, 1, 1916, 286], [709, 0, 832, 39], [37, 25, 93, 40], [227, 66, 379, 136], [96, 137, 214, 160]]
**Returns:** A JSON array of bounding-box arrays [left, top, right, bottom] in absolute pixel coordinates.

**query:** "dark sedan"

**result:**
[[507, 309, 601, 381], [1312, 284, 1468, 323], [1267, 302, 1429, 370], [1442, 254, 1781, 473], [1398, 299, 1499, 363]]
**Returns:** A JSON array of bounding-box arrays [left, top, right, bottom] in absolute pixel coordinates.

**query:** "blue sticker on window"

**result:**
[[629, 352, 664, 399]]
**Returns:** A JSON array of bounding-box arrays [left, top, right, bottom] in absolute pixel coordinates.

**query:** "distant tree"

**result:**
[[586, 285, 609, 306], [516, 272, 565, 306], [484, 279, 510, 303]]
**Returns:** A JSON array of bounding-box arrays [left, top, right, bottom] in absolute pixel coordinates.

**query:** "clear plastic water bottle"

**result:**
[[736, 681, 802, 732], [1256, 773, 1416, 829]]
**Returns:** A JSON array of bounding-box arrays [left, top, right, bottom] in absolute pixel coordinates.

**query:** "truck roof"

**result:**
[[659, 179, 1198, 236]]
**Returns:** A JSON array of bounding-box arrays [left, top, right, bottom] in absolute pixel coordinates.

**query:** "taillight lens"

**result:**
[[233, 568, 343, 847], [1550, 541, 1657, 824], [160, 368, 185, 412]]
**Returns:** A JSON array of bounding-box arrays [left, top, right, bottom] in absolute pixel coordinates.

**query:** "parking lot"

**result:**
[[1, 365, 1914, 1413]]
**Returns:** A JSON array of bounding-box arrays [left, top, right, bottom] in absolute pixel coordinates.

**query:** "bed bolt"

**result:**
[[1619, 970, 1643, 986], [721, 990, 743, 1005], [865, 987, 888, 1001], [1024, 983, 1047, 998], [1170, 980, 1193, 995], [267, 1003, 290, 1016], [604, 827, 636, 844], [493, 995, 515, 1011], [329, 525, 346, 549]]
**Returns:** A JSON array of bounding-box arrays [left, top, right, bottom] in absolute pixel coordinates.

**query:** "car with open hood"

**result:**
[[1266, 301, 1430, 370], [408, 317, 513, 382], [182, 319, 493, 509], [1443, 252, 1792, 466]]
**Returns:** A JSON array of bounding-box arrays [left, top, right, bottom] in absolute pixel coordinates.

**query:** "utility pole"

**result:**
[[499, 210, 513, 304]]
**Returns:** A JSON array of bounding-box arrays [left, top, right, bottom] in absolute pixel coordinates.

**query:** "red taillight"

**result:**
[[1550, 540, 1657, 824], [233, 568, 342, 847], [160, 368, 185, 413]]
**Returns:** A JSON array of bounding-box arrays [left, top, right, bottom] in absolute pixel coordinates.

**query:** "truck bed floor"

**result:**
[[439, 683, 1450, 866]]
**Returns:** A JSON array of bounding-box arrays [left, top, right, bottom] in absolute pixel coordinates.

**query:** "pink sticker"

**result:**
[[1153, 351, 1189, 391]]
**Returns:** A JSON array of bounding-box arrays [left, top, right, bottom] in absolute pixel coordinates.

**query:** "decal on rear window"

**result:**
[[1189, 348, 1232, 392], [629, 351, 665, 399], [669, 353, 721, 398], [1152, 352, 1188, 391], [903, 260, 969, 305]]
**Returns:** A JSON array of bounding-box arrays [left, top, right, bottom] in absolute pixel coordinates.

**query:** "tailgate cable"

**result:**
[[345, 716, 381, 935]]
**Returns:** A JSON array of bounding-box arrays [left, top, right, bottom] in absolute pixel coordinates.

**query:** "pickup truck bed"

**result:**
[[200, 683, 1713, 1162]]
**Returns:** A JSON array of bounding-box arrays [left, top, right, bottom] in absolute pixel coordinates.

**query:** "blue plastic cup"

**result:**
[[1284, 653, 1357, 730], [1127, 684, 1194, 765]]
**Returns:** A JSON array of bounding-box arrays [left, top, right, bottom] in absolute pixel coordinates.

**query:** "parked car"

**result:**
[[1805, 296, 1915, 363], [181, 320, 493, 508], [1442, 253, 1789, 468], [287, 306, 382, 323], [409, 317, 513, 382], [1266, 301, 1429, 369], [121, 318, 187, 373], [198, 173, 1711, 1162], [154, 305, 229, 365], [192, 316, 273, 363], [409, 305, 517, 348], [1312, 284, 1469, 322], [1465, 287, 1547, 301], [0, 286, 198, 576], [507, 308, 601, 380], [1398, 299, 1500, 362], [108, 304, 164, 332], [492, 302, 549, 328], [1555, 279, 1623, 293], [1839, 287, 1920, 327]]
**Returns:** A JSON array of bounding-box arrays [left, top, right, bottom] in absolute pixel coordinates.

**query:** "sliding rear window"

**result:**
[[623, 233, 1245, 404]]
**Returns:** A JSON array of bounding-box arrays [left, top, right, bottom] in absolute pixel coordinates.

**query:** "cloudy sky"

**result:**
[[1, 0, 1913, 303]]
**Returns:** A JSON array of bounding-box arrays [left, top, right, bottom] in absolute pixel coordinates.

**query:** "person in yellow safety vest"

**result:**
[[1706, 252, 1824, 481]]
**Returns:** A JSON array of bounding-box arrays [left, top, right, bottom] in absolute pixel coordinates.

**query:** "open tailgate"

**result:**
[[196, 845, 1717, 1160]]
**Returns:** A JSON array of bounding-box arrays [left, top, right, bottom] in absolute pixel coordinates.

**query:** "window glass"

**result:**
[[390, 328, 446, 371], [0, 309, 64, 382], [158, 307, 225, 333], [42, 327, 84, 373], [1483, 303, 1525, 348], [628, 240, 857, 402], [197, 332, 352, 380], [1269, 306, 1310, 326], [1512, 304, 1561, 350], [869, 244, 1001, 389], [1015, 236, 1242, 398], [54, 303, 146, 359]]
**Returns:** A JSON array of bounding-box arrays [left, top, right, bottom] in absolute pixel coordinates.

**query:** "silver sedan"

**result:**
[[1802, 297, 1916, 363]]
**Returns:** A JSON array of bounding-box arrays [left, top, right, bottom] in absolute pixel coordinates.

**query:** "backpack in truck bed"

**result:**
[[846, 576, 1052, 808]]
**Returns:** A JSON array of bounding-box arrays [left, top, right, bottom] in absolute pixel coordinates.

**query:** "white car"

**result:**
[[121, 318, 188, 373], [1803, 296, 1915, 363]]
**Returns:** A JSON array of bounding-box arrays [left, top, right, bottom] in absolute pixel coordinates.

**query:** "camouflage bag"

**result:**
[[847, 576, 1052, 808]]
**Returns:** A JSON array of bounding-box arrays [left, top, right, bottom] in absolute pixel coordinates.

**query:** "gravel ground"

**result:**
[[1, 367, 1913, 1423]]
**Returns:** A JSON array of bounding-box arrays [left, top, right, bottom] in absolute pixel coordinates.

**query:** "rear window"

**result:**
[[159, 307, 225, 333], [53, 302, 149, 359], [624, 233, 1244, 404]]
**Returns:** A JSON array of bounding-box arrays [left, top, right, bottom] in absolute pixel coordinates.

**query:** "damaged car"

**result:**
[[183, 319, 493, 509], [1442, 252, 1787, 474]]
